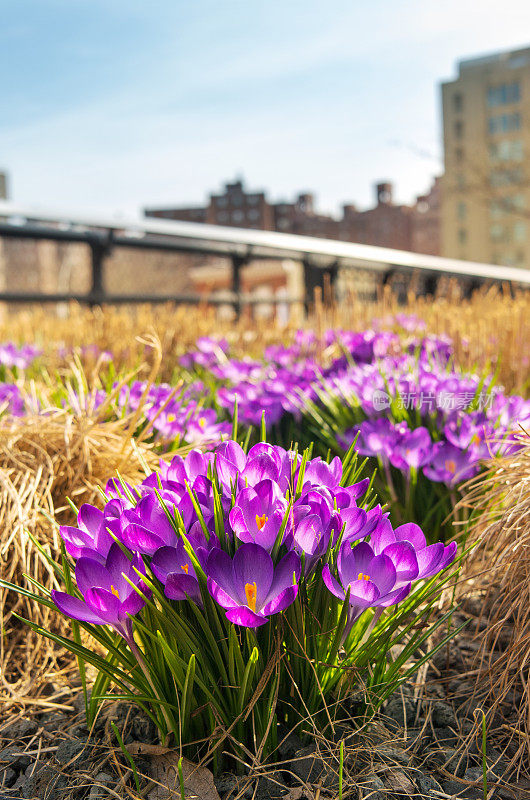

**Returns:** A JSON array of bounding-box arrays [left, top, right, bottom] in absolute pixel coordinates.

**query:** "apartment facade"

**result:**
[[441, 47, 530, 266], [145, 178, 440, 254]]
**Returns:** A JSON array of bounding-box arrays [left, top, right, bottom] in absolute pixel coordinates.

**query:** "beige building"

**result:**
[[441, 46, 530, 267]]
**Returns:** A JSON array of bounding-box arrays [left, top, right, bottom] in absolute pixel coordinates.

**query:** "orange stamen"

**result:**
[[357, 572, 370, 581], [445, 459, 456, 473], [181, 564, 189, 574], [245, 582, 258, 612], [255, 513, 268, 530]]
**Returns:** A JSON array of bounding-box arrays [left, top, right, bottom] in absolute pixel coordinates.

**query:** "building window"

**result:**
[[514, 220, 527, 242], [490, 168, 523, 187], [217, 212, 228, 223], [455, 147, 464, 163], [456, 173, 466, 190], [488, 112, 521, 134], [247, 195, 260, 206], [458, 228, 467, 244], [490, 223, 505, 241], [453, 93, 463, 112], [216, 197, 227, 208], [454, 120, 464, 138], [248, 209, 260, 221], [490, 139, 523, 161], [487, 82, 521, 107], [232, 210, 244, 223], [457, 201, 467, 221]]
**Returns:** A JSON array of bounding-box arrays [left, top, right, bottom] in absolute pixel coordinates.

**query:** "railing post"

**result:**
[[231, 254, 245, 318], [88, 231, 113, 306]]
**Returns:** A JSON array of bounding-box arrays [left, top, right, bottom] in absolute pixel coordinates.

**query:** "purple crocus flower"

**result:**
[[389, 427, 432, 471], [229, 480, 287, 550], [52, 543, 149, 638], [151, 541, 203, 605], [322, 540, 413, 623], [423, 442, 479, 486], [119, 494, 179, 555], [206, 543, 301, 628], [59, 504, 114, 562], [370, 522, 456, 582]]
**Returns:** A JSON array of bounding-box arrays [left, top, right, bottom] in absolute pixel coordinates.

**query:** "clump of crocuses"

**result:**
[[35, 442, 457, 767]]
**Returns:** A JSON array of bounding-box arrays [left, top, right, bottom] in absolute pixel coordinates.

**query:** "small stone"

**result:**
[[384, 769, 416, 793], [415, 773, 443, 793], [89, 772, 116, 800], [464, 766, 484, 782], [432, 701, 458, 729], [255, 772, 289, 798], [424, 747, 466, 776], [384, 694, 417, 730], [2, 768, 16, 787], [131, 713, 157, 743], [432, 645, 465, 672], [432, 726, 459, 746], [22, 763, 67, 799], [358, 774, 385, 800], [4, 718, 38, 740], [441, 778, 467, 796], [0, 746, 32, 771], [404, 727, 431, 752], [214, 773, 253, 799], [291, 745, 326, 784], [55, 738, 89, 765], [277, 729, 303, 761], [376, 745, 411, 766]]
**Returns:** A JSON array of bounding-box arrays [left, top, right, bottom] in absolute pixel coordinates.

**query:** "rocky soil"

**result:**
[[1, 599, 529, 800]]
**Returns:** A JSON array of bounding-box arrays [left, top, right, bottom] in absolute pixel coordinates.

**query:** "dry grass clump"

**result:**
[[0, 367, 168, 706], [0, 283, 528, 392], [461, 430, 530, 768]]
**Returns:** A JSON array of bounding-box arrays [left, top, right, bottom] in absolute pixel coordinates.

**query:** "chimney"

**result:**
[[376, 182, 393, 205]]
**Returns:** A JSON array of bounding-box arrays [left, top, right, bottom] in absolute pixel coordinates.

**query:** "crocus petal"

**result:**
[[75, 558, 112, 597], [394, 523, 427, 550], [369, 518, 396, 554], [225, 606, 268, 628], [348, 579, 380, 607], [84, 587, 121, 624], [206, 549, 240, 604], [265, 550, 301, 602], [382, 542, 419, 583], [119, 589, 147, 618], [78, 504, 104, 535], [52, 590, 104, 625], [416, 543, 444, 578], [322, 564, 346, 600], [367, 554, 397, 596], [165, 573, 201, 603], [338, 541, 374, 586], [232, 543, 274, 609], [377, 582, 412, 607], [120, 523, 166, 555], [294, 515, 324, 556], [262, 583, 299, 616]]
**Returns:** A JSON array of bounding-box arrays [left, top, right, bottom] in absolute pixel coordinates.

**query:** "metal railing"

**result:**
[[0, 201, 528, 312]]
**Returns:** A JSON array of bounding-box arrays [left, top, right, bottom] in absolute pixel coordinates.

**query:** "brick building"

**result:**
[[145, 177, 441, 255]]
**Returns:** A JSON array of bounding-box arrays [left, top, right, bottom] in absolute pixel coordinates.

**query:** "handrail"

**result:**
[[1, 201, 529, 284]]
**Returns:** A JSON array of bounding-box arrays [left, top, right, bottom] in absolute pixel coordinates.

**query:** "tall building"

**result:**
[[145, 177, 440, 254], [441, 46, 530, 267], [0, 171, 7, 200]]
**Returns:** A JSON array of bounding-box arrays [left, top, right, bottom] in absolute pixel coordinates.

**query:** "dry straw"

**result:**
[[461, 429, 530, 771], [0, 337, 173, 707]]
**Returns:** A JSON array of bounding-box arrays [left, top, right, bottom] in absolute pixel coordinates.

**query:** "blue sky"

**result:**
[[1, 0, 530, 216]]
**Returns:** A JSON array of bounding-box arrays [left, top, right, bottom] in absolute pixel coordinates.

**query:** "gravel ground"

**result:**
[[1, 600, 529, 800]]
